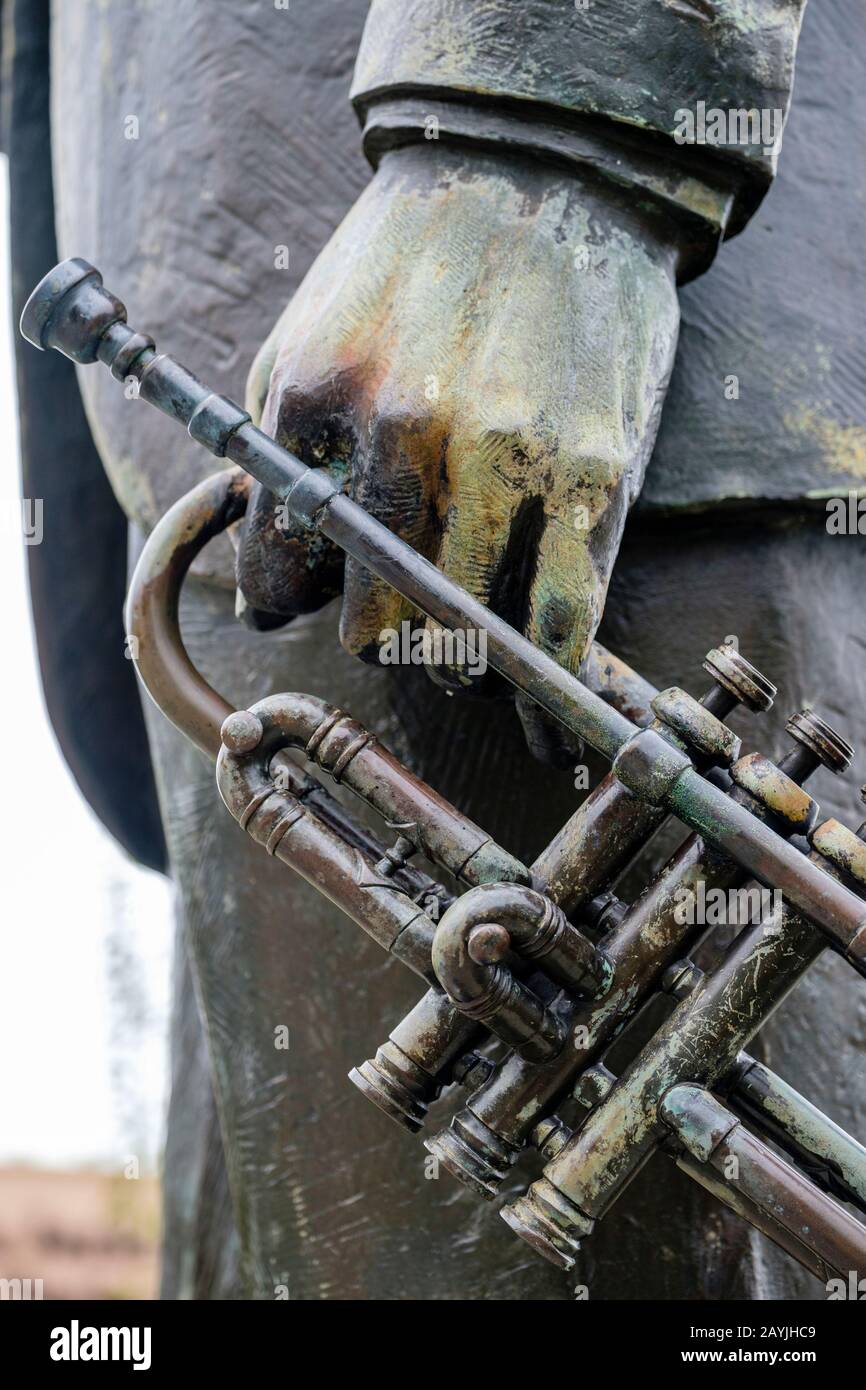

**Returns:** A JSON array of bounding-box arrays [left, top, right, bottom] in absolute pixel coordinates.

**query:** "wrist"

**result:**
[[368, 106, 718, 281]]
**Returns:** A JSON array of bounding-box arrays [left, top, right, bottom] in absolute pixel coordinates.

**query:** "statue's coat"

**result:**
[[2, 0, 863, 1298]]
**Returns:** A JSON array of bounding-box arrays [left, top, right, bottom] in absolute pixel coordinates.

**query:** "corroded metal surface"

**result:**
[[221, 692, 529, 890], [431, 883, 611, 1060], [581, 644, 658, 730], [429, 721, 850, 1201], [661, 1086, 866, 1283], [21, 256, 866, 1293], [811, 818, 866, 889], [650, 687, 740, 765], [729, 753, 819, 835], [722, 1054, 866, 1214], [123, 466, 250, 758]]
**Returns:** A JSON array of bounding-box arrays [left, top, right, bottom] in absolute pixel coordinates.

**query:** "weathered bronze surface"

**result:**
[[20, 258, 866, 1290]]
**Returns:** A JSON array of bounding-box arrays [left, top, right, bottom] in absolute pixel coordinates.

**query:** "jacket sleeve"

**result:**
[[352, 0, 807, 278]]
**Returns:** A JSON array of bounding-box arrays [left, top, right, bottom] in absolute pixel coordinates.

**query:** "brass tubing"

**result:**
[[530, 645, 760, 917], [349, 988, 482, 1134], [216, 736, 437, 980], [501, 897, 827, 1267], [531, 778, 664, 917], [502, 814, 866, 1267], [125, 466, 250, 757], [676, 1151, 853, 1287], [660, 1086, 866, 1283], [124, 468, 449, 906], [431, 883, 612, 1062], [668, 766, 866, 970], [528, 1079, 866, 1283], [722, 1054, 866, 1214], [123, 466, 606, 1126], [466, 840, 741, 1139], [427, 742, 826, 1194], [218, 721, 579, 1113], [581, 645, 658, 729], [231, 693, 528, 888]]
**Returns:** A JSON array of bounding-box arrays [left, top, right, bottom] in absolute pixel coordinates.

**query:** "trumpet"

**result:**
[[22, 258, 866, 1286]]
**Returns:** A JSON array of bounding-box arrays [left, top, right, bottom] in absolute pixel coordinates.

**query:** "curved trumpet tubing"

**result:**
[[431, 883, 612, 1061]]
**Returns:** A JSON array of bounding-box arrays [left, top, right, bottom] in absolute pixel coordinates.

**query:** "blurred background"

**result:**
[[0, 156, 172, 1298]]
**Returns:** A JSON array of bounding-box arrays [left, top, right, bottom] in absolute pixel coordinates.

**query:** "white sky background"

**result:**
[[0, 159, 173, 1172]]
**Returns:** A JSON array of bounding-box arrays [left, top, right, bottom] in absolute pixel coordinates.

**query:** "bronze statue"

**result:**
[[21, 257, 866, 1289], [6, 0, 866, 1299]]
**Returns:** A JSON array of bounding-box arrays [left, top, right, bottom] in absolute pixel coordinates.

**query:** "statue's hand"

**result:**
[[237, 144, 679, 761]]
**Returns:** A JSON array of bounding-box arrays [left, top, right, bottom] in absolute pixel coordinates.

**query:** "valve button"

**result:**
[[786, 709, 853, 775], [703, 642, 776, 715]]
